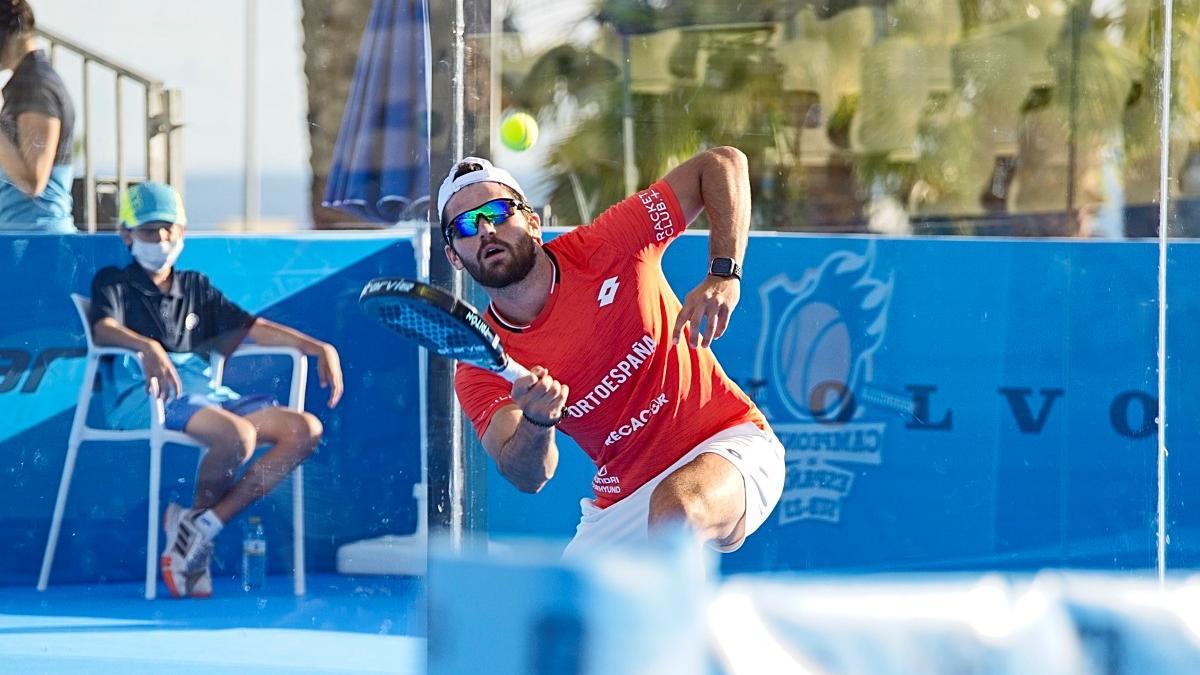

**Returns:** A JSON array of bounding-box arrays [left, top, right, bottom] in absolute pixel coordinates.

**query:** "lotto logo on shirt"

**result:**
[[638, 188, 674, 241]]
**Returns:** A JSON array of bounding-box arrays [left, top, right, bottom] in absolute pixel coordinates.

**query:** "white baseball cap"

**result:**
[[436, 156, 528, 225]]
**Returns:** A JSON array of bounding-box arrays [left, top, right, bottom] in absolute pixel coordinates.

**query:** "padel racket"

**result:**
[[359, 277, 530, 382]]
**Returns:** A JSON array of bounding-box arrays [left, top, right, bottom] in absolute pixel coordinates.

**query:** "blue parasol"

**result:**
[[323, 0, 430, 223]]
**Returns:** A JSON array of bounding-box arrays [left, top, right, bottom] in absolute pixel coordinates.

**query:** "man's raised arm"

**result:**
[[663, 146, 752, 348]]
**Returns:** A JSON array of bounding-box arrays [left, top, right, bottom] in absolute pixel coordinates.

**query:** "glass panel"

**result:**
[[483, 0, 1163, 578], [0, 2, 422, 671], [0, 0, 1177, 670], [491, 1, 1160, 239], [1169, 0, 1199, 570]]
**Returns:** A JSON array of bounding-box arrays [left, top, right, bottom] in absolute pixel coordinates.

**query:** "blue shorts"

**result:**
[[163, 393, 278, 432]]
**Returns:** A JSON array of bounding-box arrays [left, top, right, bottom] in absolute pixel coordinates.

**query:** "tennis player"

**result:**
[[440, 147, 784, 556], [89, 182, 344, 597]]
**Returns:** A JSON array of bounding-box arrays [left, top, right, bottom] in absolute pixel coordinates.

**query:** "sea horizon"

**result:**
[[184, 170, 311, 230]]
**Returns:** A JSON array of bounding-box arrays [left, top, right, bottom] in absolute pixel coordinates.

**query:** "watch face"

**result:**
[[711, 258, 735, 276]]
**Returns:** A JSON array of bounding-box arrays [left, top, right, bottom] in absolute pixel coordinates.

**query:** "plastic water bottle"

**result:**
[[242, 516, 266, 592]]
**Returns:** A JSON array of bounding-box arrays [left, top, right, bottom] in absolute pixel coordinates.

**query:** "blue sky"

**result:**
[[23, 0, 594, 226], [34, 0, 308, 175]]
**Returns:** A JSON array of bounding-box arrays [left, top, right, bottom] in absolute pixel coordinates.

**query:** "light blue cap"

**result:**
[[119, 181, 187, 229]]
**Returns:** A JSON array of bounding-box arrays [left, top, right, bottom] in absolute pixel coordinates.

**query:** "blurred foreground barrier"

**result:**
[[1041, 573, 1200, 675], [429, 533, 1200, 675], [428, 536, 709, 675], [712, 573, 1200, 675]]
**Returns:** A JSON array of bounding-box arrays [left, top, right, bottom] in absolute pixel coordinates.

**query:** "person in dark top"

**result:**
[[0, 1, 75, 232], [89, 182, 345, 598]]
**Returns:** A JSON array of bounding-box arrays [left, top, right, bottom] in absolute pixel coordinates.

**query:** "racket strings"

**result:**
[[378, 303, 483, 354]]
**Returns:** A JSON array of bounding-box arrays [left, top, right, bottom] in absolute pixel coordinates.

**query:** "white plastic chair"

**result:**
[[37, 293, 309, 599]]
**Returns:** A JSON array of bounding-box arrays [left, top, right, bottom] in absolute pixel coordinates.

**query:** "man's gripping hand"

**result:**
[[672, 275, 741, 349], [511, 365, 569, 427]]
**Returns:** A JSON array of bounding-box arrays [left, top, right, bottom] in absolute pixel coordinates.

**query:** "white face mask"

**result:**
[[131, 238, 184, 273]]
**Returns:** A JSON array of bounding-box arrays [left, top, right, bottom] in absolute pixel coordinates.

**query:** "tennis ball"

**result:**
[[500, 112, 538, 152]]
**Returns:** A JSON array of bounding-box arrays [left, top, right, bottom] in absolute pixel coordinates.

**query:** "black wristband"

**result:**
[[521, 411, 561, 428]]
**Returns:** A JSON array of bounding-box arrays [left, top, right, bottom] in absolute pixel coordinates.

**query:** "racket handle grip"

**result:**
[[496, 356, 530, 383]]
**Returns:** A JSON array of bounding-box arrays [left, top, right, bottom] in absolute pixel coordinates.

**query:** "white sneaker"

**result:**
[[161, 503, 211, 598], [188, 550, 214, 595], [186, 545, 213, 598]]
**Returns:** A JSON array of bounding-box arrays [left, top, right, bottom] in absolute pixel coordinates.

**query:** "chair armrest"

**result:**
[[92, 346, 146, 360], [91, 346, 160, 390], [230, 345, 307, 362], [92, 346, 151, 381], [225, 345, 309, 411]]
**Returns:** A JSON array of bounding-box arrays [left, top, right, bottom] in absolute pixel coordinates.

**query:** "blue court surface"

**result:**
[[0, 574, 425, 674]]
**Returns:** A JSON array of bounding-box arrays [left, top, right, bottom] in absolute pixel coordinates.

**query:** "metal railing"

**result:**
[[36, 26, 183, 233]]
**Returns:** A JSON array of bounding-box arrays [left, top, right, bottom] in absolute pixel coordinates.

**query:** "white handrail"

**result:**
[[36, 26, 184, 232]]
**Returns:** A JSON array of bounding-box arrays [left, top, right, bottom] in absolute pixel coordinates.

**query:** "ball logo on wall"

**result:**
[[753, 243, 894, 525]]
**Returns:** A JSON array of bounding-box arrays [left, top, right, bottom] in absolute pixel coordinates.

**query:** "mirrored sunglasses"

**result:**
[[445, 198, 527, 240]]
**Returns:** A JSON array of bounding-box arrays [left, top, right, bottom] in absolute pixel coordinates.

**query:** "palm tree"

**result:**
[[299, 0, 1192, 235], [505, 0, 1188, 237], [300, 0, 372, 229], [506, 0, 802, 228]]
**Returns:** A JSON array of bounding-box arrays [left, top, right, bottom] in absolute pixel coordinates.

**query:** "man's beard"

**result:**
[[462, 232, 538, 288]]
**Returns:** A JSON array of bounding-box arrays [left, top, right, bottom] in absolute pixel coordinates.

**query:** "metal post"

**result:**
[[115, 74, 126, 196], [464, 0, 496, 155], [1157, 0, 1177, 586], [82, 58, 95, 232], [146, 85, 162, 184], [243, 0, 259, 232], [462, 0, 494, 544], [1065, 4, 1081, 233], [427, 0, 467, 550], [621, 33, 637, 196], [165, 89, 184, 193]]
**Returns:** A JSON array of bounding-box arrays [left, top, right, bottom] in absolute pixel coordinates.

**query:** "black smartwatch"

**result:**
[[708, 257, 742, 281]]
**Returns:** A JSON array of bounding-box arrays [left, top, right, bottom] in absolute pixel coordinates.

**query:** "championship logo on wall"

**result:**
[[753, 244, 896, 524]]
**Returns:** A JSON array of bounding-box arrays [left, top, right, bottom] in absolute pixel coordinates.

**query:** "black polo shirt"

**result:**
[[89, 263, 256, 359]]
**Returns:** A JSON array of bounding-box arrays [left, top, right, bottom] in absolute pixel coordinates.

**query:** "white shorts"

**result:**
[[562, 422, 785, 558]]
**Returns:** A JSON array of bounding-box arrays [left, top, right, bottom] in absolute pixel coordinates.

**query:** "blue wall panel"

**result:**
[[487, 234, 1168, 575], [1167, 243, 1200, 568], [3, 232, 1193, 583], [0, 234, 423, 585]]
